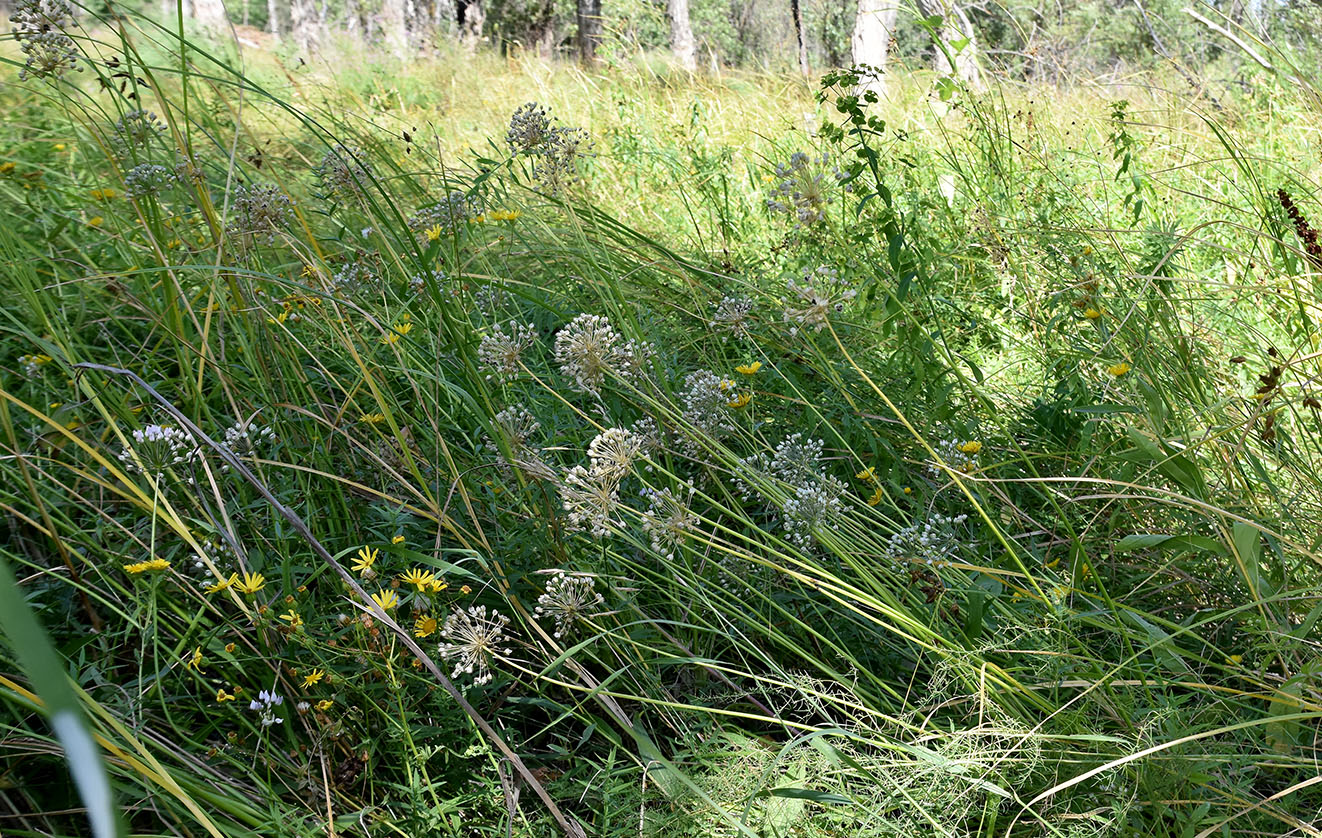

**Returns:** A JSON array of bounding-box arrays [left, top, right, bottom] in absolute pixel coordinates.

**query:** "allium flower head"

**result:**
[[228, 183, 293, 246], [111, 109, 164, 155], [640, 484, 698, 558], [117, 424, 198, 478], [553, 314, 646, 396], [710, 296, 755, 341], [314, 143, 372, 201], [586, 427, 643, 483], [10, 0, 80, 81], [478, 320, 537, 383], [784, 265, 856, 335], [124, 163, 178, 199], [534, 571, 605, 639], [408, 190, 479, 241], [438, 604, 511, 686], [766, 151, 845, 228]]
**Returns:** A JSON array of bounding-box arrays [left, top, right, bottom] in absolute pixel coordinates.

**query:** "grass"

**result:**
[[2, 7, 1322, 838]]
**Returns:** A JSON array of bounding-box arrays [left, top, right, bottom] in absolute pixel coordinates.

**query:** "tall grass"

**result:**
[[2, 7, 1322, 837]]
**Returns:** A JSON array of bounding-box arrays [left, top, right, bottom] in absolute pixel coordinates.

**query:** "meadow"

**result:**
[[3, 8, 1322, 837]]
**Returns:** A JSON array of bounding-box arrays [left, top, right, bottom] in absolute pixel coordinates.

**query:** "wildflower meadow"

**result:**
[[3, 1, 1322, 836]]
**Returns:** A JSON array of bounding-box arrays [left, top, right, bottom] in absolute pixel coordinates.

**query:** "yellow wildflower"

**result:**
[[360, 412, 386, 425], [371, 589, 400, 610], [413, 614, 438, 638], [54, 143, 66, 151], [88, 216, 104, 227], [236, 571, 266, 595], [866, 487, 883, 506], [352, 546, 378, 576], [185, 647, 205, 672], [0, 162, 15, 174], [735, 361, 762, 375], [957, 441, 982, 455], [1083, 307, 1102, 320], [902, 486, 912, 495], [280, 611, 303, 629], [427, 577, 448, 594], [424, 223, 443, 241], [391, 534, 406, 544], [216, 688, 235, 702], [460, 584, 472, 595], [1107, 362, 1130, 377], [205, 573, 238, 594], [727, 393, 752, 409], [1227, 654, 1242, 664], [224, 642, 236, 653], [90, 187, 117, 201], [302, 668, 325, 688], [399, 568, 435, 592], [855, 466, 876, 482], [315, 699, 334, 711]]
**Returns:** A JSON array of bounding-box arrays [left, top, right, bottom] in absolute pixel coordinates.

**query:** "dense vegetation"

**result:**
[[3, 4, 1322, 837]]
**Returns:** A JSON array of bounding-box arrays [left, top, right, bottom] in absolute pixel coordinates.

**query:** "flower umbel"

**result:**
[[438, 605, 511, 686]]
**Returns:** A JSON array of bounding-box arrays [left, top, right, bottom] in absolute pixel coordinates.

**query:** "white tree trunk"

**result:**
[[921, 0, 984, 91], [851, 0, 898, 98], [380, 0, 408, 57], [668, 0, 696, 71], [290, 0, 316, 50], [267, 0, 281, 37], [189, 0, 229, 30]]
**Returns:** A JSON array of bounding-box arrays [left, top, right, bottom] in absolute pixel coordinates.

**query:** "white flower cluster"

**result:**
[[741, 433, 846, 552], [314, 143, 371, 201], [561, 427, 642, 538], [117, 424, 198, 478], [505, 103, 594, 193], [766, 151, 846, 228], [534, 571, 604, 639], [124, 163, 178, 199], [228, 183, 294, 246], [477, 320, 537, 383], [553, 314, 648, 396], [927, 438, 981, 476], [249, 689, 285, 727], [784, 265, 856, 336], [408, 190, 479, 239], [880, 513, 968, 569], [10, 0, 79, 81], [678, 369, 740, 447], [219, 420, 275, 469], [331, 258, 377, 292], [710, 295, 755, 341], [112, 109, 164, 154], [639, 484, 697, 558], [486, 405, 552, 480], [438, 604, 511, 686]]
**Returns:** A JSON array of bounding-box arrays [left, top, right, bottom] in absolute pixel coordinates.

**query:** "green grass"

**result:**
[[3, 9, 1322, 838]]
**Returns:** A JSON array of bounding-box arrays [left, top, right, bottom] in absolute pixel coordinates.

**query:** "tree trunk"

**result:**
[[851, 0, 898, 98], [458, 0, 483, 48], [668, 0, 696, 71], [918, 0, 984, 91], [380, 0, 407, 56], [790, 0, 808, 77], [267, 0, 281, 37], [576, 0, 602, 63], [189, 0, 229, 30], [290, 0, 316, 50]]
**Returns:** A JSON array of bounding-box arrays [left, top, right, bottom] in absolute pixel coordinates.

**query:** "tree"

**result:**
[[791, 0, 808, 76], [918, 0, 983, 91], [668, 0, 697, 71], [577, 0, 602, 62], [852, 0, 899, 97], [380, 0, 407, 56]]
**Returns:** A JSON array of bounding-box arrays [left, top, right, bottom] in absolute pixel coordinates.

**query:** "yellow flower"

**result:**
[[216, 688, 235, 702], [1107, 362, 1130, 377], [205, 573, 238, 594], [727, 393, 752, 409], [224, 642, 236, 653], [413, 614, 438, 638], [0, 162, 15, 174], [88, 216, 104, 227], [236, 571, 266, 595], [399, 568, 436, 592], [302, 668, 325, 688], [1227, 654, 1242, 664], [427, 577, 448, 594], [855, 466, 876, 481], [360, 412, 386, 425], [424, 223, 443, 241], [124, 559, 171, 574], [371, 589, 400, 610], [957, 441, 982, 455], [91, 187, 117, 201], [391, 534, 406, 544], [866, 487, 883, 506], [460, 584, 472, 595], [735, 361, 762, 375], [315, 699, 334, 711], [490, 209, 522, 222], [902, 486, 912, 495], [185, 647, 205, 672], [352, 546, 378, 576], [1083, 307, 1102, 320], [54, 143, 66, 151], [280, 611, 303, 629]]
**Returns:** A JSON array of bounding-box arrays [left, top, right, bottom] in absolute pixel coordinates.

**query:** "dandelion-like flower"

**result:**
[[438, 605, 511, 686], [586, 427, 643, 483], [398, 568, 435, 592], [784, 265, 856, 335], [10, 0, 80, 81], [561, 464, 621, 538], [534, 571, 604, 639], [371, 588, 399, 611], [477, 320, 537, 383], [413, 614, 438, 638], [351, 546, 378, 577]]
